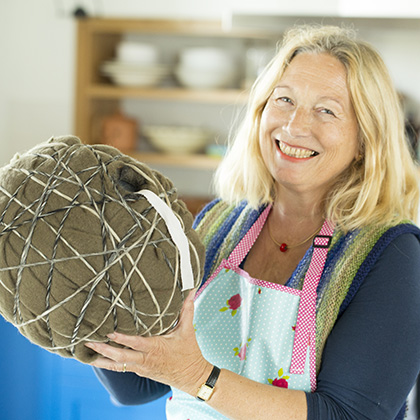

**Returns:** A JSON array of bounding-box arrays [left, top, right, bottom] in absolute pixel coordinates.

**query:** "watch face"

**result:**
[[197, 384, 214, 401]]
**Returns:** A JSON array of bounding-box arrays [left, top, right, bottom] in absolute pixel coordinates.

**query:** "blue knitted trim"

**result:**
[[207, 202, 245, 277], [192, 198, 221, 229], [338, 223, 420, 317], [235, 205, 266, 245], [200, 201, 247, 283], [198, 202, 264, 285]]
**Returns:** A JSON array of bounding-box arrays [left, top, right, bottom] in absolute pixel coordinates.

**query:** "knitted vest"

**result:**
[[194, 199, 420, 377]]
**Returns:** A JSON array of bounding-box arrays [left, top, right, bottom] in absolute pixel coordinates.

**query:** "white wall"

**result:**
[[0, 1, 75, 164], [1, 1, 419, 168]]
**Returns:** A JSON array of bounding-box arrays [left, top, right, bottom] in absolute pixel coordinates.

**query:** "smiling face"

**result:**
[[259, 52, 359, 200]]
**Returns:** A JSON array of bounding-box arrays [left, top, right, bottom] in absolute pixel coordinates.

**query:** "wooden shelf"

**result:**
[[87, 84, 249, 104], [79, 17, 275, 39], [129, 151, 222, 170]]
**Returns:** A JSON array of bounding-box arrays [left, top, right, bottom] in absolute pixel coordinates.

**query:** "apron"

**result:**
[[167, 206, 334, 420]]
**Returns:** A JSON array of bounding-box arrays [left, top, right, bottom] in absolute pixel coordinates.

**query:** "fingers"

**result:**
[[84, 290, 199, 381], [88, 355, 129, 373], [106, 332, 153, 352], [85, 339, 133, 358], [85, 340, 145, 374]]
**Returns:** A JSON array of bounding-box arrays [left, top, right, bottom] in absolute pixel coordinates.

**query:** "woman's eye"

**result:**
[[275, 96, 293, 105], [321, 108, 336, 117]]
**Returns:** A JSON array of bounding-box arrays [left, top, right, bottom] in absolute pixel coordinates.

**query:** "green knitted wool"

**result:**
[[195, 201, 397, 374], [312, 225, 391, 373]]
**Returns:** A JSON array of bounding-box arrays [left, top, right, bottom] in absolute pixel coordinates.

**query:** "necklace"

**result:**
[[267, 219, 323, 253]]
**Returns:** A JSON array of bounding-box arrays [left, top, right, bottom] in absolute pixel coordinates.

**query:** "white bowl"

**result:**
[[143, 126, 211, 154], [179, 47, 234, 71], [174, 65, 236, 89], [116, 42, 158, 65]]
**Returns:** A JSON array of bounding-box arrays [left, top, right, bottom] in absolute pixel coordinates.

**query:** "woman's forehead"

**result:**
[[276, 53, 351, 105]]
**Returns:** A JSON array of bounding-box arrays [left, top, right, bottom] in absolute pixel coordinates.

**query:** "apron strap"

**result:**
[[290, 219, 335, 375], [225, 205, 271, 269]]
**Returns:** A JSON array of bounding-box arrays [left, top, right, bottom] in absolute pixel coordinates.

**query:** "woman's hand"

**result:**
[[85, 289, 212, 396]]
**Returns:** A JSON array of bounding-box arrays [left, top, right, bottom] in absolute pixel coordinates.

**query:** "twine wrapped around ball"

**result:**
[[0, 136, 205, 363]]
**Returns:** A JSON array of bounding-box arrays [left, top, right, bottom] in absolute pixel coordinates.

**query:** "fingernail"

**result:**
[[107, 332, 116, 339], [85, 342, 95, 349]]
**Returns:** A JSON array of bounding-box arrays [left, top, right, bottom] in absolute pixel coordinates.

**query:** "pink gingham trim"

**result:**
[[195, 206, 271, 300], [289, 219, 335, 388], [237, 268, 301, 295], [225, 206, 271, 269]]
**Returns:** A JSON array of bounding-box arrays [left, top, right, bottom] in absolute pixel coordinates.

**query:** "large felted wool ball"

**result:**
[[0, 136, 205, 363]]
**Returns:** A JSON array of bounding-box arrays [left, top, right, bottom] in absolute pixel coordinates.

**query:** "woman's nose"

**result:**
[[282, 107, 312, 138]]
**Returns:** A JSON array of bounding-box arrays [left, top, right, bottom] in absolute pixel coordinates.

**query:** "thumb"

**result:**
[[177, 289, 197, 329]]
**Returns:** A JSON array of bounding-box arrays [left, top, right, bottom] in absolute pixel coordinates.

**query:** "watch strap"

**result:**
[[196, 365, 220, 401], [205, 365, 220, 388]]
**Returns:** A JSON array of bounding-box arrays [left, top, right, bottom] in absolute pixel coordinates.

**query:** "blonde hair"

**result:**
[[215, 25, 419, 231]]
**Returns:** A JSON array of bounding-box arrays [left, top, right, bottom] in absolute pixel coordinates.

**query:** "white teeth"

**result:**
[[278, 141, 316, 159]]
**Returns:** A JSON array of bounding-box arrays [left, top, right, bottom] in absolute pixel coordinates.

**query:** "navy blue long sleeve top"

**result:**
[[94, 233, 420, 419]]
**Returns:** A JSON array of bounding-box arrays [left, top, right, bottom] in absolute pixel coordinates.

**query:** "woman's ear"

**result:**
[[117, 165, 148, 192]]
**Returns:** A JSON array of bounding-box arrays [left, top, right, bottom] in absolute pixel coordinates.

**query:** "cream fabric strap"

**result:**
[[138, 189, 194, 291]]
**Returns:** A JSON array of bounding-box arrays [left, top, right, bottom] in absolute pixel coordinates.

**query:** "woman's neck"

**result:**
[[270, 187, 325, 228]]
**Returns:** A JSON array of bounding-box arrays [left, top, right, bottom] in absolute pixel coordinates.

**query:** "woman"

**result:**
[[86, 25, 420, 419]]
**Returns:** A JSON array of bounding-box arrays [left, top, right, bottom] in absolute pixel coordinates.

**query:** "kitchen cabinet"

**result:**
[[74, 18, 274, 168], [0, 317, 166, 419]]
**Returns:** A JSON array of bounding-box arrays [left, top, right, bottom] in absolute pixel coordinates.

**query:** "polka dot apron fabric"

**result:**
[[167, 206, 334, 420]]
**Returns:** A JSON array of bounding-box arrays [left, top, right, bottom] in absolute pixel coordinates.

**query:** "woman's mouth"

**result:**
[[276, 140, 318, 159]]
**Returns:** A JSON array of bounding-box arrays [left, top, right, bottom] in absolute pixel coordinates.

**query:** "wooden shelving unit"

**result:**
[[74, 18, 273, 169]]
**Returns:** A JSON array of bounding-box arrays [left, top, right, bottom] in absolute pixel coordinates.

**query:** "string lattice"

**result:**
[[0, 137, 204, 362]]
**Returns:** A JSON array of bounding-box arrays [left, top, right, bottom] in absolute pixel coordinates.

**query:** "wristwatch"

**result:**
[[196, 365, 221, 402]]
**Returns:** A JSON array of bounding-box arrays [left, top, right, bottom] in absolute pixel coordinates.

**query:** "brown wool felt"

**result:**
[[0, 136, 204, 363]]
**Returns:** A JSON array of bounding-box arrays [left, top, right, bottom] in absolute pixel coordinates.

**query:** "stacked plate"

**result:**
[[101, 61, 170, 87], [101, 41, 170, 87]]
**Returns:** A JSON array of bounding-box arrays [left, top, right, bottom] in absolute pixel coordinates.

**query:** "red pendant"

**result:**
[[279, 243, 288, 252]]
